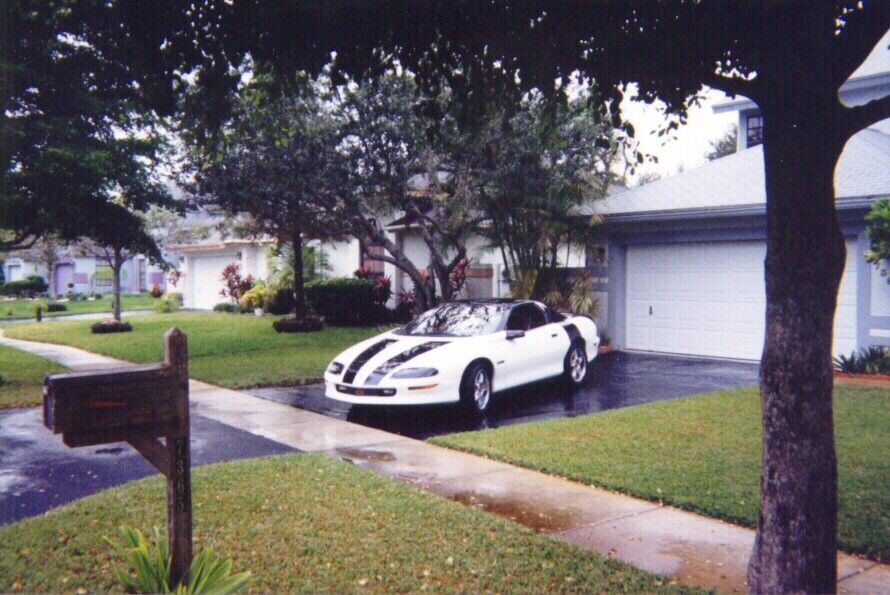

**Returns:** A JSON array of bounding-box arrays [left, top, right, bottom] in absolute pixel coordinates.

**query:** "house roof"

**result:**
[[598, 127, 890, 220], [169, 238, 274, 254]]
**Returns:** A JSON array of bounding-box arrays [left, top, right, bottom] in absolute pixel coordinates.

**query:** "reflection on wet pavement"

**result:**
[[0, 409, 295, 524], [248, 351, 759, 439]]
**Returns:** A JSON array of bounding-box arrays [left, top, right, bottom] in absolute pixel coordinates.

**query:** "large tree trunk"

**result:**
[[747, 103, 846, 594], [112, 252, 123, 322], [354, 215, 434, 311], [291, 228, 306, 320]]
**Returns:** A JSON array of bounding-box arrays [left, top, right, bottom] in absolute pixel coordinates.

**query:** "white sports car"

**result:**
[[324, 299, 600, 413]]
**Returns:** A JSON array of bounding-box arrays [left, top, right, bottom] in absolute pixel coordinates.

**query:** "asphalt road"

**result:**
[[248, 350, 760, 440], [0, 409, 295, 524]]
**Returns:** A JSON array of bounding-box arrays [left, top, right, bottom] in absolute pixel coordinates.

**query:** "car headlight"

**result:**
[[327, 361, 344, 374], [392, 367, 439, 379]]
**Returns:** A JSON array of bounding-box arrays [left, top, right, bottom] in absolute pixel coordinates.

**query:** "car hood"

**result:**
[[332, 331, 471, 385]]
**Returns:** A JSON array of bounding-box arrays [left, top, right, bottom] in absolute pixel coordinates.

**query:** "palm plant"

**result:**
[[106, 526, 250, 594]]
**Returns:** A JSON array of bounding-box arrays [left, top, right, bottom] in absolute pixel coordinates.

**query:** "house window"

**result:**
[[93, 263, 113, 289], [746, 113, 764, 147], [361, 243, 386, 280], [585, 245, 607, 267]]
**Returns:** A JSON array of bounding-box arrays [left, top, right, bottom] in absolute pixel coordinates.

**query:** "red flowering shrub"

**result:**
[[219, 263, 254, 304]]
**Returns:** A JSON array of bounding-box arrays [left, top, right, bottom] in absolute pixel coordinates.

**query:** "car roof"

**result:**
[[452, 298, 539, 307]]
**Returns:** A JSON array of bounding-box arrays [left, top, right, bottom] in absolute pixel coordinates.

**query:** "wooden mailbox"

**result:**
[[43, 328, 193, 586]]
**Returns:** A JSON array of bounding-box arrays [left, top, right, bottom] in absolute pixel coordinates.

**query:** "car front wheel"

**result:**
[[460, 362, 492, 414], [564, 344, 588, 385]]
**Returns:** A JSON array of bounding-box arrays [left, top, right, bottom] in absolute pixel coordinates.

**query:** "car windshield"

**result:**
[[398, 303, 510, 337]]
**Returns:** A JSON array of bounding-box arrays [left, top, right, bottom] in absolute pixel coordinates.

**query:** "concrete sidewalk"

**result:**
[[2, 333, 886, 594]]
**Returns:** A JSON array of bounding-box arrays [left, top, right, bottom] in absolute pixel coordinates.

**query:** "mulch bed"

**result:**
[[834, 372, 890, 388]]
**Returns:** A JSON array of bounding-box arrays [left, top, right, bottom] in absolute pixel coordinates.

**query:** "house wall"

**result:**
[[861, 232, 890, 347], [322, 239, 362, 278], [2, 259, 44, 283], [2, 253, 167, 296]]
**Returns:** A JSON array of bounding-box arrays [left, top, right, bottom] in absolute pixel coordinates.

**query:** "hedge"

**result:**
[[305, 277, 384, 326], [0, 275, 48, 297]]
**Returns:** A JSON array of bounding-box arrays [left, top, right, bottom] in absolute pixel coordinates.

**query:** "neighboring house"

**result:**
[[173, 239, 273, 310], [1, 252, 168, 296]]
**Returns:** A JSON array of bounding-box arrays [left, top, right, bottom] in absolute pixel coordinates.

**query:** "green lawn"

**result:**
[[432, 386, 890, 560], [0, 293, 156, 321], [0, 454, 695, 594], [0, 345, 66, 408], [2, 312, 387, 388]]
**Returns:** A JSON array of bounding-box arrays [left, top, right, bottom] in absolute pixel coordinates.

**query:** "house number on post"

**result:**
[[42, 328, 193, 586]]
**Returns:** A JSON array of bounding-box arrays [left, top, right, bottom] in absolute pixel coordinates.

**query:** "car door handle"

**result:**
[[551, 333, 558, 338]]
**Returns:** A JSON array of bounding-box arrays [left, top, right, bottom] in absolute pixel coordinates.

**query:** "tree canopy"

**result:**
[[1, 1, 176, 251]]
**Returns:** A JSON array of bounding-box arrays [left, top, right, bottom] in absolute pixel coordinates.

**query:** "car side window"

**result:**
[[506, 304, 547, 331], [526, 305, 547, 329], [505, 307, 528, 331]]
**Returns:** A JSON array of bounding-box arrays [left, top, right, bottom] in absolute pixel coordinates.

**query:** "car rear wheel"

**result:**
[[460, 362, 492, 414], [564, 343, 587, 385]]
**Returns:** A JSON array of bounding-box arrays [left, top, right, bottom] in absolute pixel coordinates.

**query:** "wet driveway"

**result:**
[[248, 350, 760, 440], [0, 409, 295, 524]]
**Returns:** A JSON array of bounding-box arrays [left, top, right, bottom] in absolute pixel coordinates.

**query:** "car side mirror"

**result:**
[[506, 330, 525, 340]]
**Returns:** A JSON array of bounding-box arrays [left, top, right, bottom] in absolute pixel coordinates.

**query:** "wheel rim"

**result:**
[[570, 348, 586, 382], [473, 369, 490, 410]]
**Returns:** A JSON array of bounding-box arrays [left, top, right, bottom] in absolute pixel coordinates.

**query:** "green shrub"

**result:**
[[106, 526, 250, 594], [91, 319, 133, 334], [45, 302, 67, 312], [213, 302, 251, 314], [239, 280, 275, 309], [155, 293, 183, 314], [305, 277, 385, 326], [272, 315, 324, 333], [267, 288, 295, 315], [0, 275, 48, 297], [833, 346, 890, 375]]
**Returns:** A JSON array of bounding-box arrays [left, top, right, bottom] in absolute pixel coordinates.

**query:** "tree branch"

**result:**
[[705, 73, 758, 104], [842, 95, 890, 139], [831, 9, 890, 89], [0, 228, 41, 252]]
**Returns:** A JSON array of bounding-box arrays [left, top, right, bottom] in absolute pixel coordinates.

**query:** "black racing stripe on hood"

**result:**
[[365, 341, 449, 385], [343, 339, 397, 383]]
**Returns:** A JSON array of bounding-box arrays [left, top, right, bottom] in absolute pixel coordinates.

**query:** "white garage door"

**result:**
[[192, 253, 240, 310], [626, 241, 858, 360]]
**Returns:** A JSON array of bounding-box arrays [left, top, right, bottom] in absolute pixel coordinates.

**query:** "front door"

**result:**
[[55, 263, 74, 295]]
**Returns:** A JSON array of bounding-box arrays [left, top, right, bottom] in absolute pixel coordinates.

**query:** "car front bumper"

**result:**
[[323, 372, 461, 406]]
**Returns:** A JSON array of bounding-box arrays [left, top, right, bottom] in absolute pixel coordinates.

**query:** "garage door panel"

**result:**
[[627, 325, 654, 350], [192, 253, 240, 310], [626, 241, 856, 360]]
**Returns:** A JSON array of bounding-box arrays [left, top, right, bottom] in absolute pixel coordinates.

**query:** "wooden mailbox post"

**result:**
[[43, 328, 192, 585]]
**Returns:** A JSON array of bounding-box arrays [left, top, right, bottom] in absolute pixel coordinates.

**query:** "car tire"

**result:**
[[460, 362, 493, 414], [564, 343, 588, 386]]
